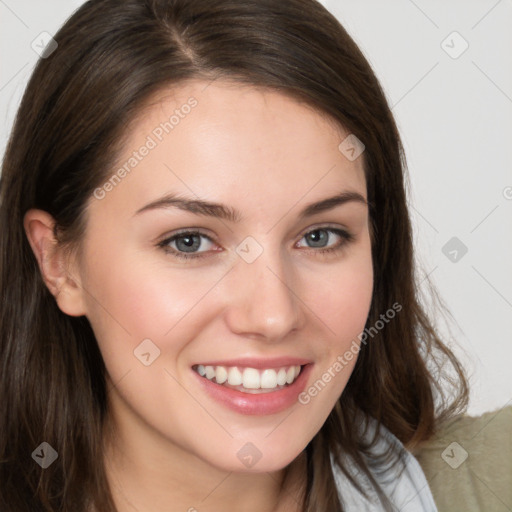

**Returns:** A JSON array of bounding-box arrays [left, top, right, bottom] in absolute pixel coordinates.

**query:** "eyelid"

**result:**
[[156, 228, 216, 245], [295, 222, 351, 239], [157, 228, 217, 246]]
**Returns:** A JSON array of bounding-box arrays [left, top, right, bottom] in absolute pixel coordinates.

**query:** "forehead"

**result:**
[[88, 79, 367, 221]]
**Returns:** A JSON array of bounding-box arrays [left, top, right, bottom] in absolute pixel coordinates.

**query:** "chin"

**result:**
[[201, 442, 304, 474]]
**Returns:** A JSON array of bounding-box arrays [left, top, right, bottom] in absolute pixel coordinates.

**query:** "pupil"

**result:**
[[308, 230, 327, 247], [177, 235, 200, 252]]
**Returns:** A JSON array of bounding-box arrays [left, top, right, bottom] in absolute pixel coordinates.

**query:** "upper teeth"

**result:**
[[195, 364, 302, 389]]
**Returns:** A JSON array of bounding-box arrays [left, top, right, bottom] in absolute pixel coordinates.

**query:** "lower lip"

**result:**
[[193, 364, 313, 416]]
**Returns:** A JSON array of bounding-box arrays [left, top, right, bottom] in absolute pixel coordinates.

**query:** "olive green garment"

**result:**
[[413, 406, 512, 512]]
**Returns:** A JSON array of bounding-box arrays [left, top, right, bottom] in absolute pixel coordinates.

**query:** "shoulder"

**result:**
[[330, 418, 438, 511], [414, 405, 512, 511]]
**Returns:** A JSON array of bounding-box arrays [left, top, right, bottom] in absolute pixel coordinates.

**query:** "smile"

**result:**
[[193, 364, 303, 394]]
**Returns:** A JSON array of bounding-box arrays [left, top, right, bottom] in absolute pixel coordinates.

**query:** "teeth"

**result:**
[[276, 368, 287, 386], [227, 367, 243, 386], [205, 365, 215, 379], [215, 365, 228, 384], [261, 369, 277, 389], [242, 368, 260, 389], [194, 364, 303, 391], [286, 366, 295, 384]]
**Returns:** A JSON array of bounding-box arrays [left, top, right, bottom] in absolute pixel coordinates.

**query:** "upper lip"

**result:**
[[192, 357, 313, 370]]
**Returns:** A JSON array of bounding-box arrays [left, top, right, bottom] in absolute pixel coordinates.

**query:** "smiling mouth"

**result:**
[[192, 364, 304, 394]]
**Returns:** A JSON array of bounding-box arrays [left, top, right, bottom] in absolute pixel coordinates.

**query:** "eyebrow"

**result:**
[[134, 190, 368, 222]]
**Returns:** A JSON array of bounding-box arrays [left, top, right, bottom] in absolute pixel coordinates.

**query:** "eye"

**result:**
[[157, 230, 218, 259], [296, 227, 354, 254], [157, 226, 354, 261]]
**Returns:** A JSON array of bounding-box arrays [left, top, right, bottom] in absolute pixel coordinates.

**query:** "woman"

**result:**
[[0, 0, 468, 510]]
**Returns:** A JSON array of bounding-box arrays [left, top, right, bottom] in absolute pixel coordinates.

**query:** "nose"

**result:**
[[223, 250, 304, 342]]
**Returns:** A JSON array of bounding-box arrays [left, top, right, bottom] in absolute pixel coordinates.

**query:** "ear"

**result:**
[[23, 209, 87, 317]]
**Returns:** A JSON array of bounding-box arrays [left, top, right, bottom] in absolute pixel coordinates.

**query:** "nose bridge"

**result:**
[[225, 242, 302, 340]]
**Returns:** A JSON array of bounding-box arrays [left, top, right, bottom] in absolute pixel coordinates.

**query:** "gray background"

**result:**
[[1, 0, 511, 415]]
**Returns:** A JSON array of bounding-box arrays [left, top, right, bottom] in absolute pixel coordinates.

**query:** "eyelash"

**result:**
[[157, 226, 355, 261]]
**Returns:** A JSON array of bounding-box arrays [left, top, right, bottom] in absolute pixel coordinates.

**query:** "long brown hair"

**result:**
[[0, 0, 468, 510]]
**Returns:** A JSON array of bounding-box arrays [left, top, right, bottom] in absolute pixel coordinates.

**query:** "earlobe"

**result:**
[[23, 209, 87, 317]]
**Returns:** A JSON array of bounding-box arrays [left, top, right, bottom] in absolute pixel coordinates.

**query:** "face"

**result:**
[[74, 79, 373, 474]]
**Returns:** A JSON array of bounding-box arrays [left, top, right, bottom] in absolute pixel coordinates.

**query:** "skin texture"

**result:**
[[24, 79, 373, 512]]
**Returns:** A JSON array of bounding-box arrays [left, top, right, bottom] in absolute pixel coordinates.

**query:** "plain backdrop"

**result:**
[[1, 0, 511, 416]]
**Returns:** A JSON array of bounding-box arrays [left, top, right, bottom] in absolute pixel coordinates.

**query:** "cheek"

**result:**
[[80, 247, 227, 364], [296, 250, 373, 412], [304, 248, 373, 347]]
